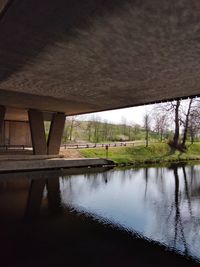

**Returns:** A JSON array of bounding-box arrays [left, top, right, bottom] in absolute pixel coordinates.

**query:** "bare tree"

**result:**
[[172, 100, 181, 148], [91, 115, 101, 143], [121, 116, 127, 136], [181, 99, 193, 148], [153, 112, 169, 142], [156, 100, 181, 149], [188, 109, 200, 144], [86, 120, 93, 142], [67, 116, 81, 141], [187, 101, 200, 144], [144, 114, 151, 147]]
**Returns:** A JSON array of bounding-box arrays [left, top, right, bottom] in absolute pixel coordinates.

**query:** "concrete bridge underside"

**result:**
[[0, 0, 200, 155]]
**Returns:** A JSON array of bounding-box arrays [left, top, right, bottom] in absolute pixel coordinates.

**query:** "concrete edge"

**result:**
[[0, 158, 114, 172]]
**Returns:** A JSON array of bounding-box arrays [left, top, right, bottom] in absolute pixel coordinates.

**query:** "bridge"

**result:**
[[0, 0, 200, 155]]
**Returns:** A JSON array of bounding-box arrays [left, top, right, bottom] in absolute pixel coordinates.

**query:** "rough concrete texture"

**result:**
[[0, 1, 200, 115], [47, 113, 66, 155], [28, 109, 47, 155], [3, 121, 32, 146]]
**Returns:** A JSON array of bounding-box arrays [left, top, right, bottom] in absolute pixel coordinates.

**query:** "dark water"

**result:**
[[0, 164, 200, 266]]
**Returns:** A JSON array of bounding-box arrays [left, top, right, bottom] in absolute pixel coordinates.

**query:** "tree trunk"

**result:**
[[69, 120, 74, 141], [181, 99, 193, 148], [173, 100, 180, 147], [160, 131, 163, 142], [146, 127, 149, 147], [191, 132, 194, 144]]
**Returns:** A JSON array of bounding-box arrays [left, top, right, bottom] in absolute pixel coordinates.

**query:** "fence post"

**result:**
[[105, 145, 108, 159]]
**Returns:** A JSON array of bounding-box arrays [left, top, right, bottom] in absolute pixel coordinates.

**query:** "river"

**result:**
[[0, 164, 199, 266]]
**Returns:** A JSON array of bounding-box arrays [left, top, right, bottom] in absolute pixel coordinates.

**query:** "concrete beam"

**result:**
[[0, 105, 6, 145], [47, 113, 65, 155], [28, 109, 47, 155]]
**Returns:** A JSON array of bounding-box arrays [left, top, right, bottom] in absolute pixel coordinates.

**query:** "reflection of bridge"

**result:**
[[1, 1, 200, 155], [0, 167, 198, 266]]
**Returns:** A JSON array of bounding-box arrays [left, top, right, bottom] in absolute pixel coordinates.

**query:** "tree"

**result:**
[[157, 98, 199, 150], [86, 120, 93, 142], [188, 110, 200, 144], [121, 116, 127, 136], [91, 115, 101, 143], [66, 116, 81, 141], [172, 100, 180, 148], [153, 112, 169, 142], [181, 99, 193, 148], [69, 116, 76, 141], [187, 102, 200, 144], [144, 114, 151, 147]]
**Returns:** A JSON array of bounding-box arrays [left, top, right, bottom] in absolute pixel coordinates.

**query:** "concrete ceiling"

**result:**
[[0, 0, 200, 116]]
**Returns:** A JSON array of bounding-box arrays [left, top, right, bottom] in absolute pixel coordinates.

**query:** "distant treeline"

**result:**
[[44, 98, 200, 149], [60, 117, 173, 144]]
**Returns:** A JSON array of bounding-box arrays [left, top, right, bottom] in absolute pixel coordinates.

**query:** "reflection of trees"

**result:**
[[59, 164, 200, 259], [24, 175, 62, 220], [142, 164, 200, 258], [182, 167, 192, 217], [61, 171, 113, 201], [144, 168, 148, 198], [173, 167, 188, 255]]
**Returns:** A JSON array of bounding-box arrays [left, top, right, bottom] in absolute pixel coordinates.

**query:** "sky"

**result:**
[[76, 104, 155, 126], [75, 98, 193, 126]]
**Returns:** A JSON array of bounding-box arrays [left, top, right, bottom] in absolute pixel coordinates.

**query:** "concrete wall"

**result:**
[[3, 121, 32, 146]]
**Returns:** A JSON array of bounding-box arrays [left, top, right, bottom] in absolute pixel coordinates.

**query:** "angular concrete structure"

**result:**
[[0, 0, 200, 154]]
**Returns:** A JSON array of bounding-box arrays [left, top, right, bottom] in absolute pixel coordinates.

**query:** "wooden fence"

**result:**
[[61, 142, 136, 149]]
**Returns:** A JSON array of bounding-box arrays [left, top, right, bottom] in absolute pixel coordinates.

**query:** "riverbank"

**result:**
[[79, 142, 200, 165]]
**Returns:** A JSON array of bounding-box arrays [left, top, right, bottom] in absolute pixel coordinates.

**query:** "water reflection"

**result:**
[[60, 164, 200, 261], [0, 165, 199, 266], [25, 176, 62, 219]]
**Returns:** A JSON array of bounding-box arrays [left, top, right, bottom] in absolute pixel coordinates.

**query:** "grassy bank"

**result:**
[[79, 142, 200, 165]]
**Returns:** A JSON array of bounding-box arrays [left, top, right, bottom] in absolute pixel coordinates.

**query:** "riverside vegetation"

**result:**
[[79, 142, 200, 165], [56, 98, 200, 165]]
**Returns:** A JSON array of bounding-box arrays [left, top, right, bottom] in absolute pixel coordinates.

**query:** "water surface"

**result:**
[[0, 164, 199, 266], [60, 165, 200, 260]]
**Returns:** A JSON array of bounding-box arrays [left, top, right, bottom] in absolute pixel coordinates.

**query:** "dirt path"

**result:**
[[60, 148, 83, 158]]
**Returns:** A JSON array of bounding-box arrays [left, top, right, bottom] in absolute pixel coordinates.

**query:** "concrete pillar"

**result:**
[[0, 106, 6, 145], [28, 109, 47, 155], [47, 113, 65, 155]]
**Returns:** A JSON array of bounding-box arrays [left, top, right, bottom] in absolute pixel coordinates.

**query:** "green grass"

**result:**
[[79, 142, 200, 165]]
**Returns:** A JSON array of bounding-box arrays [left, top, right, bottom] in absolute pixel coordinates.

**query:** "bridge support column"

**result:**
[[47, 113, 65, 155], [0, 106, 6, 145], [28, 109, 47, 155], [28, 109, 65, 155]]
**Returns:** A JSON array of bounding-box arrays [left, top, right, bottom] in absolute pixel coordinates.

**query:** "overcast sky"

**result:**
[[75, 98, 193, 126], [76, 104, 155, 126]]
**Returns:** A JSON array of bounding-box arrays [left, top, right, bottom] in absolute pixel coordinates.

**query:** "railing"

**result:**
[[61, 142, 135, 149], [0, 145, 29, 150]]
